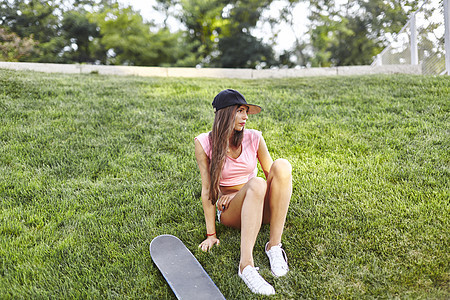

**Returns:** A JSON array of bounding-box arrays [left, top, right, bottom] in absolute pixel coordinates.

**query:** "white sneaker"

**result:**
[[238, 265, 275, 295], [265, 242, 289, 277]]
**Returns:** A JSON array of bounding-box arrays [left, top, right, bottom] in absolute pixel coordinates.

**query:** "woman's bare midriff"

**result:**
[[220, 183, 245, 196]]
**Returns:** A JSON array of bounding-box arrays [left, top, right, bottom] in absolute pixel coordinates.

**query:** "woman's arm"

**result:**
[[195, 139, 220, 251], [257, 135, 274, 178]]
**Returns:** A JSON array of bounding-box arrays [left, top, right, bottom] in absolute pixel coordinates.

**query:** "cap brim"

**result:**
[[247, 104, 262, 114]]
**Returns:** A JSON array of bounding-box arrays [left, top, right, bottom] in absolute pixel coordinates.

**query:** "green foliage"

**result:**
[[61, 10, 100, 63], [215, 0, 275, 68], [157, 0, 276, 68], [0, 69, 449, 298], [217, 32, 275, 68], [305, 0, 421, 66], [178, 0, 227, 63], [89, 4, 158, 65], [229, 0, 273, 29], [0, 0, 435, 67], [0, 0, 194, 66], [0, 0, 60, 42], [0, 27, 37, 61], [0, 0, 65, 62]]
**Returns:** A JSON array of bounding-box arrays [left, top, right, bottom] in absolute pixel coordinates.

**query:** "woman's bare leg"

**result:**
[[219, 158, 291, 270], [262, 159, 292, 249], [219, 177, 267, 272]]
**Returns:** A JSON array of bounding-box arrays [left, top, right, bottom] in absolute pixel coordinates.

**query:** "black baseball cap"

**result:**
[[212, 89, 262, 114]]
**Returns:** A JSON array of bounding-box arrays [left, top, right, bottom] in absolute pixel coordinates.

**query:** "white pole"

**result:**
[[410, 13, 419, 65], [444, 0, 450, 75], [376, 54, 382, 66]]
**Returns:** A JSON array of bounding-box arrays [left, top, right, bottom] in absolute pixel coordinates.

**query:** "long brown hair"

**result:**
[[209, 105, 244, 205]]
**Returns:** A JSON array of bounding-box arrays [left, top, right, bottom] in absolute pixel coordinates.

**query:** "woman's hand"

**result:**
[[216, 194, 233, 211], [199, 236, 220, 252]]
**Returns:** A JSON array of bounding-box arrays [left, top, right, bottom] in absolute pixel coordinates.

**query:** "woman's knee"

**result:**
[[247, 177, 267, 198], [271, 158, 292, 179]]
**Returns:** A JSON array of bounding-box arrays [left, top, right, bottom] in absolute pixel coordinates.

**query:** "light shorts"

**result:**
[[217, 209, 222, 223], [216, 191, 239, 224]]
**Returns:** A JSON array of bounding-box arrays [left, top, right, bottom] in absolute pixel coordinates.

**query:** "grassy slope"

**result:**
[[0, 69, 448, 299]]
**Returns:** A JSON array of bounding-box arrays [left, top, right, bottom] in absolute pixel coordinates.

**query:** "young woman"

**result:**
[[194, 89, 292, 295]]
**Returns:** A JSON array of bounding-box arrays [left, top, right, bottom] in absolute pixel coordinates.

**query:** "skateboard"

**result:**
[[150, 234, 226, 300]]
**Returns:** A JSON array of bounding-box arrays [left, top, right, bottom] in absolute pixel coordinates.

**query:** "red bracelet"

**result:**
[[206, 232, 216, 237]]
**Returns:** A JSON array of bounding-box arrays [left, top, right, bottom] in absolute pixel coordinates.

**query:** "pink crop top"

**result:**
[[195, 129, 262, 186]]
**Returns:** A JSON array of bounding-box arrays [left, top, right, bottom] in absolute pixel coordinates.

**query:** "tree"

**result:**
[[155, 0, 276, 68], [0, 0, 65, 62], [217, 32, 275, 68], [61, 10, 100, 63], [88, 4, 155, 65], [214, 0, 275, 68], [306, 0, 421, 66], [0, 0, 194, 66], [89, 3, 192, 66], [0, 27, 37, 61], [177, 0, 229, 65]]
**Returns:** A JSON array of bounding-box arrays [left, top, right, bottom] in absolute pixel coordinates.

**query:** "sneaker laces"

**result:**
[[266, 243, 288, 275], [239, 266, 275, 295], [269, 246, 288, 266]]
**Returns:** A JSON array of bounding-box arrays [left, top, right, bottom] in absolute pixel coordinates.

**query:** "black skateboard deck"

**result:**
[[150, 234, 226, 300]]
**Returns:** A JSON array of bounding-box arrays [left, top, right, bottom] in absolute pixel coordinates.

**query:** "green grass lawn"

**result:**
[[0, 69, 449, 299]]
